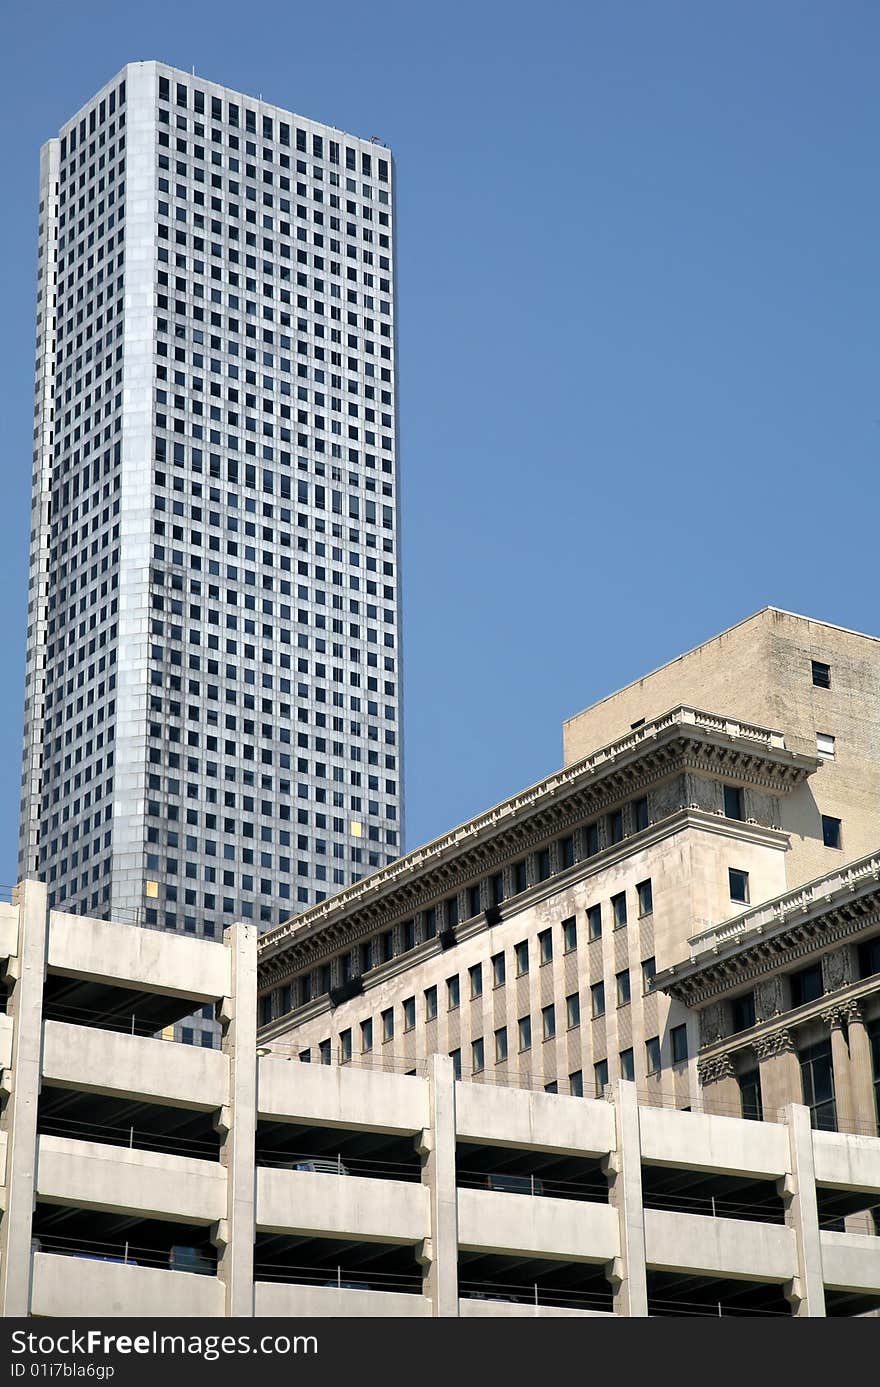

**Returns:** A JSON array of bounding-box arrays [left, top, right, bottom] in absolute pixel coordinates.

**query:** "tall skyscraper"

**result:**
[[20, 62, 403, 946]]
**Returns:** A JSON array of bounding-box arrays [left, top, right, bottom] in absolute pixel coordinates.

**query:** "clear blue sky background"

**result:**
[[1, 1, 878, 883]]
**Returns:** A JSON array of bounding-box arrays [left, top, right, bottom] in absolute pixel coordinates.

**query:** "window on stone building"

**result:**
[[361, 1018, 373, 1052], [816, 733, 835, 760], [518, 1015, 532, 1051], [728, 868, 749, 904], [822, 815, 842, 849], [381, 1007, 393, 1042], [799, 1039, 836, 1130], [515, 939, 529, 975], [469, 962, 483, 999], [449, 1048, 462, 1080], [645, 1035, 661, 1074], [671, 1024, 688, 1065], [495, 1026, 508, 1062], [616, 970, 631, 1007], [538, 928, 553, 964], [569, 1069, 584, 1097], [340, 1028, 352, 1063], [319, 1037, 331, 1065], [608, 809, 624, 844], [620, 1047, 635, 1081], [858, 937, 880, 980], [562, 917, 577, 952], [738, 1068, 763, 1121], [591, 981, 605, 1018], [642, 956, 656, 992], [731, 992, 756, 1033], [566, 992, 580, 1028], [425, 984, 438, 1021], [513, 860, 528, 893], [542, 1004, 556, 1041], [637, 879, 653, 916], [612, 893, 627, 929], [723, 785, 744, 820], [587, 904, 602, 940], [492, 951, 506, 987], [472, 1037, 485, 1073], [402, 996, 415, 1031], [447, 975, 460, 1010], [585, 822, 600, 856], [789, 962, 824, 1008], [811, 660, 831, 689], [594, 1058, 609, 1096]]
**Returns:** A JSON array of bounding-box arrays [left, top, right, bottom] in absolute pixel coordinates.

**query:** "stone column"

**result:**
[[419, 1053, 459, 1316], [781, 1103, 826, 1317], [0, 880, 48, 1317], [604, 1079, 648, 1316], [840, 1000, 878, 1137], [754, 1029, 802, 1121], [697, 1052, 741, 1117], [822, 1005, 855, 1135], [215, 920, 258, 1317]]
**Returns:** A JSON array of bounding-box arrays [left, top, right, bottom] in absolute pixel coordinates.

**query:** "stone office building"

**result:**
[[257, 610, 880, 1137]]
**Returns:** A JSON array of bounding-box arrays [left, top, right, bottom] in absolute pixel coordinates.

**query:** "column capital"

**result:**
[[753, 1027, 796, 1060], [820, 1004, 848, 1031], [698, 1052, 735, 1086]]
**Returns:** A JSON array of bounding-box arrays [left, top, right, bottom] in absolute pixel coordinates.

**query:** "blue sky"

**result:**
[[1, 1, 878, 881]]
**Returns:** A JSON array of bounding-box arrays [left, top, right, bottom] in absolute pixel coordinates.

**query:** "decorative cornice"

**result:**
[[658, 861, 880, 1007], [258, 705, 815, 979]]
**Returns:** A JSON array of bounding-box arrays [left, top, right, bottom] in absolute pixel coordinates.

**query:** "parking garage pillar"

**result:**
[[782, 1103, 826, 1317], [0, 879, 48, 1317], [421, 1053, 459, 1316], [217, 920, 258, 1317], [605, 1079, 648, 1317]]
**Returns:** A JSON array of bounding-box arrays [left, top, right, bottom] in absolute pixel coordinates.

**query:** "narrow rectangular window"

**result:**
[[449, 1048, 462, 1080], [469, 963, 483, 999], [424, 984, 438, 1021], [569, 1070, 584, 1097], [633, 796, 649, 831], [637, 879, 653, 916], [729, 868, 749, 903], [594, 1058, 609, 1096], [585, 823, 600, 856], [723, 785, 744, 820], [608, 808, 624, 844], [591, 980, 605, 1018], [360, 1018, 373, 1052], [642, 956, 656, 992], [518, 1015, 532, 1051], [447, 975, 460, 1010], [587, 904, 602, 940], [381, 1007, 394, 1042], [538, 927, 553, 965], [816, 733, 835, 760], [340, 1028, 352, 1063], [402, 996, 416, 1031], [472, 1037, 485, 1073], [822, 815, 842, 849], [616, 969, 631, 1007], [612, 892, 627, 928], [811, 659, 831, 689], [620, 1047, 635, 1081], [562, 916, 577, 952], [495, 1026, 508, 1062], [542, 1004, 556, 1041], [515, 939, 529, 976], [671, 1023, 688, 1064], [492, 951, 506, 987], [566, 992, 580, 1028], [645, 1035, 661, 1074]]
